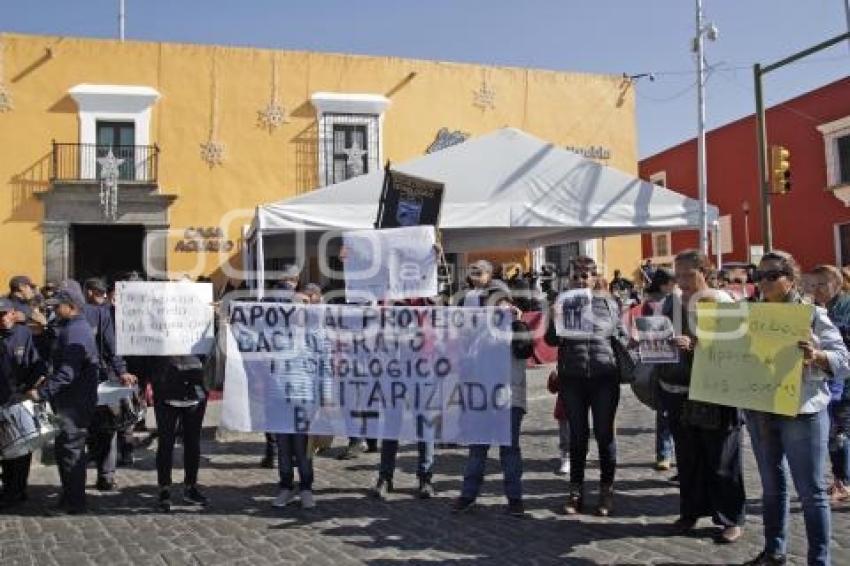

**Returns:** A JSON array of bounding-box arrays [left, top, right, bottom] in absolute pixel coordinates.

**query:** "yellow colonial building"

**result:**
[[0, 32, 640, 287]]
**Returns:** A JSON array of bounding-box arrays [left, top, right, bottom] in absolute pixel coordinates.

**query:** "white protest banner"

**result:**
[[554, 288, 594, 337], [221, 303, 513, 445], [343, 225, 438, 301], [115, 281, 214, 356], [635, 316, 679, 364]]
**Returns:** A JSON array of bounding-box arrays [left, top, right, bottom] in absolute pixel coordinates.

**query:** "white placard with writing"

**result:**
[[343, 225, 438, 302], [115, 281, 214, 356], [221, 303, 512, 445]]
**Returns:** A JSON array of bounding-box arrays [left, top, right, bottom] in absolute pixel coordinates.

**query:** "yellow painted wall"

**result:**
[[0, 32, 640, 286]]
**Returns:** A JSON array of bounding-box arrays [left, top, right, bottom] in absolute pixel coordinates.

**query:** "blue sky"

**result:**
[[4, 0, 849, 157]]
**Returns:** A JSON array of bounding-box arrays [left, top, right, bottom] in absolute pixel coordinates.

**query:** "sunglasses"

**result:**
[[571, 271, 598, 280], [754, 269, 790, 283]]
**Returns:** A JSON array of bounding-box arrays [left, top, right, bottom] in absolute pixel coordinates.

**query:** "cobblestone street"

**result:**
[[3, 368, 850, 565]]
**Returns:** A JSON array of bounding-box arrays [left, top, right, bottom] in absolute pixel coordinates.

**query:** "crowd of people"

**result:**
[[1, 248, 849, 566]]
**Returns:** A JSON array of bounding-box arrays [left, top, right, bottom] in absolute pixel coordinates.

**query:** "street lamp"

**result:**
[[694, 0, 718, 254], [742, 200, 751, 264]]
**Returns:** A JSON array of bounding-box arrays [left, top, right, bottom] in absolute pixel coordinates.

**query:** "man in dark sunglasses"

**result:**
[[569, 258, 598, 290], [753, 268, 791, 283]]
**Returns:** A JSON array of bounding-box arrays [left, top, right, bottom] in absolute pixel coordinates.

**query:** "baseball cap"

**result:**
[[9, 275, 34, 290], [0, 298, 14, 312], [84, 277, 108, 293], [50, 280, 86, 309]]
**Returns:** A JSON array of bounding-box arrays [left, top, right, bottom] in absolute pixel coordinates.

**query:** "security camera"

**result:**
[[706, 23, 719, 41]]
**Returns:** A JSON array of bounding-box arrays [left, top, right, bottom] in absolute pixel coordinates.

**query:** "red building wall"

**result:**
[[639, 77, 850, 270]]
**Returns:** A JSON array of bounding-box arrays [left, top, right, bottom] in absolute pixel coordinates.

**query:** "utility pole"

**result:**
[[845, 0, 850, 52], [119, 0, 125, 42], [694, 0, 717, 255], [753, 30, 850, 252]]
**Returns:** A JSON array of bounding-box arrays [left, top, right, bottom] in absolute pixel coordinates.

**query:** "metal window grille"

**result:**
[[321, 114, 378, 186], [544, 242, 580, 275]]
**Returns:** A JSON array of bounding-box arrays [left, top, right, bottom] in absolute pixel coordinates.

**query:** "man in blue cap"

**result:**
[[0, 297, 46, 508], [25, 281, 100, 514], [8, 275, 36, 315], [83, 277, 136, 489]]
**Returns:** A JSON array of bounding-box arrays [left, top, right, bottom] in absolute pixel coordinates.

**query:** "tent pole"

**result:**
[[256, 211, 266, 299]]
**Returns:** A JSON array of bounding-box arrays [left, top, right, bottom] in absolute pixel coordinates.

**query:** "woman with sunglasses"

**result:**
[[744, 251, 850, 566], [544, 255, 629, 516], [809, 265, 850, 505], [659, 250, 746, 544]]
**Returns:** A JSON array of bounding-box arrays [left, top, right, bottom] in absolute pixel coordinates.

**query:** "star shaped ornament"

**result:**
[[97, 149, 125, 220], [473, 79, 496, 110], [258, 101, 288, 131], [97, 148, 125, 179], [343, 142, 367, 177], [200, 140, 226, 166]]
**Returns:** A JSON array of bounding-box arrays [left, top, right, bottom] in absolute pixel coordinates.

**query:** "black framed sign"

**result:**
[[375, 167, 445, 229]]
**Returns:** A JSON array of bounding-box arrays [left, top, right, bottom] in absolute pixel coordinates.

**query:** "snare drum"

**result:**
[[0, 400, 58, 460], [92, 385, 146, 433]]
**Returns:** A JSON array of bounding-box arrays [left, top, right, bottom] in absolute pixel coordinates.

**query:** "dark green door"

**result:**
[[96, 121, 135, 180]]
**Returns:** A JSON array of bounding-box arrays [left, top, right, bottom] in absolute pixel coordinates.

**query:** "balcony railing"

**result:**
[[51, 142, 159, 183]]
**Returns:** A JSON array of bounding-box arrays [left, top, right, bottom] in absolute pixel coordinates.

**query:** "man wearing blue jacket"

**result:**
[[83, 278, 135, 491], [25, 282, 100, 514], [0, 298, 46, 508]]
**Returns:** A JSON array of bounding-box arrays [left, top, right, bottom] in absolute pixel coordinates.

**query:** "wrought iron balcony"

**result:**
[[51, 142, 159, 183]]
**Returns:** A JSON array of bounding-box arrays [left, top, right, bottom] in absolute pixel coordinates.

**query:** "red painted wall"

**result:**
[[639, 76, 850, 270]]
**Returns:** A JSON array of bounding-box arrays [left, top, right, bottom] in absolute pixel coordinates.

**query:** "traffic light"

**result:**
[[769, 145, 791, 194]]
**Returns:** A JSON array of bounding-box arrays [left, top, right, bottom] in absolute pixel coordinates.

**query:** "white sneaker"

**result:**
[[557, 457, 571, 476], [272, 489, 296, 508], [300, 490, 316, 509]]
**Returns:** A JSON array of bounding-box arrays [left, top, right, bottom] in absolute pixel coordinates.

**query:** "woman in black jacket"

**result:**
[[544, 256, 629, 516], [150, 355, 209, 512]]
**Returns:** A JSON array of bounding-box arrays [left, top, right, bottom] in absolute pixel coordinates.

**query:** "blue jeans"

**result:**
[[461, 407, 524, 501], [275, 433, 313, 491], [379, 440, 434, 482], [746, 409, 831, 566], [656, 407, 674, 461]]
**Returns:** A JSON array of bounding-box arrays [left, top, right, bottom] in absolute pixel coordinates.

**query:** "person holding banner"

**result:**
[[372, 297, 438, 501], [638, 268, 677, 473], [269, 281, 316, 510], [454, 285, 533, 516], [810, 264, 850, 504], [544, 255, 630, 517], [656, 250, 746, 545], [744, 252, 850, 566], [261, 265, 301, 469]]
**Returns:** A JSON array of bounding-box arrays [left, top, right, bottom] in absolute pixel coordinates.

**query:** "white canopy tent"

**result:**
[[247, 127, 717, 285]]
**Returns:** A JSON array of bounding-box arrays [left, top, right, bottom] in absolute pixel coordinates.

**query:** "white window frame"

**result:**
[[68, 84, 160, 180], [817, 115, 850, 189], [649, 170, 667, 187], [651, 231, 672, 261], [310, 92, 391, 187]]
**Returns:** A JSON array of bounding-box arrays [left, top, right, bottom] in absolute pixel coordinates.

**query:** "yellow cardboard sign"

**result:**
[[688, 303, 813, 416]]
